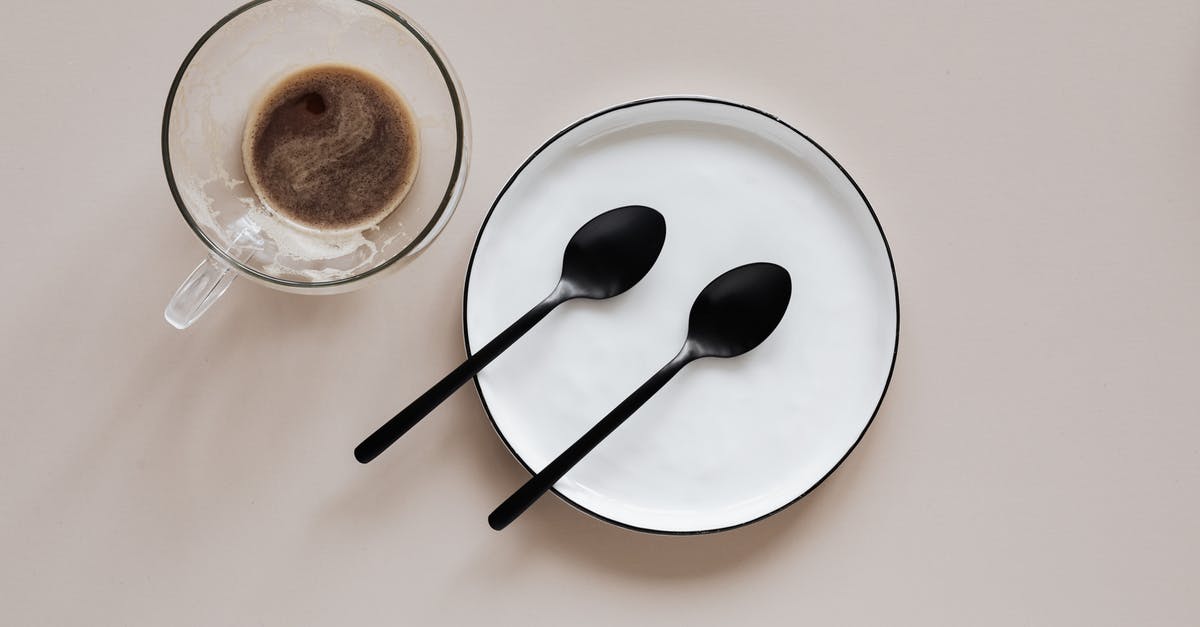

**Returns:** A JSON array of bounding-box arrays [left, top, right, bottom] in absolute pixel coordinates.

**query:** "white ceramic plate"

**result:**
[[465, 97, 898, 534]]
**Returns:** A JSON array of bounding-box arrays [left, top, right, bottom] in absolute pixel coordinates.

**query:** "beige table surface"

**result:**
[[3, 1, 1199, 625]]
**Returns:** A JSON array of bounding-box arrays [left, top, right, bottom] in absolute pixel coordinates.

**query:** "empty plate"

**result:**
[[464, 96, 898, 534]]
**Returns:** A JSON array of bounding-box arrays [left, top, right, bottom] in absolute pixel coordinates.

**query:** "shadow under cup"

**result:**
[[163, 0, 469, 327]]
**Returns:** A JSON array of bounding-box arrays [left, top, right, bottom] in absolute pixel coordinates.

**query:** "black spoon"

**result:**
[[354, 205, 667, 464], [488, 262, 792, 530]]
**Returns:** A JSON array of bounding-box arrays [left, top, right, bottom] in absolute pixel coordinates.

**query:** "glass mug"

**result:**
[[162, 0, 469, 328]]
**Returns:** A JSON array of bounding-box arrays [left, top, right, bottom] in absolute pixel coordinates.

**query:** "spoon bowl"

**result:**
[[559, 205, 666, 299], [685, 262, 792, 359]]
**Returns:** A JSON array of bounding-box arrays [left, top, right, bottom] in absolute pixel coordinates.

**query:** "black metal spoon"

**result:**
[[488, 262, 792, 530], [354, 205, 667, 464]]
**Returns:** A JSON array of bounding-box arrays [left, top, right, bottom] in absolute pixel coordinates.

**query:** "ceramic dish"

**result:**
[[465, 96, 898, 534]]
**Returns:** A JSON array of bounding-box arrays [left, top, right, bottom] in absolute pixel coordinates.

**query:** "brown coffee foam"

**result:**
[[242, 64, 420, 232]]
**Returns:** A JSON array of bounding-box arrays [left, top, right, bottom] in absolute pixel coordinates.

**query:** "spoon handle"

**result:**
[[355, 296, 561, 464], [488, 352, 692, 530]]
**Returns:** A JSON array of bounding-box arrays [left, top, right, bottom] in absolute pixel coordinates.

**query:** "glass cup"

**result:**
[[162, 0, 469, 328]]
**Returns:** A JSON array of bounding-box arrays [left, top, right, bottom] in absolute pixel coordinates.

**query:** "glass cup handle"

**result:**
[[164, 218, 263, 330], [164, 254, 237, 329]]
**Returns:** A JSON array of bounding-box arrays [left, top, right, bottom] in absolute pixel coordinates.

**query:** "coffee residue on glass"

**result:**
[[242, 64, 420, 232]]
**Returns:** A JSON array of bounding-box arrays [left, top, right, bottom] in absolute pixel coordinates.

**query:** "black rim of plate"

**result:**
[[463, 95, 900, 535]]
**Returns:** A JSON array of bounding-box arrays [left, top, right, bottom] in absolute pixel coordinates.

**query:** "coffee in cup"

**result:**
[[241, 63, 420, 233]]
